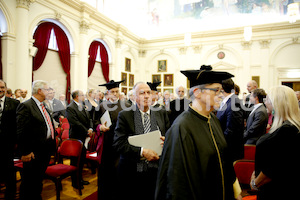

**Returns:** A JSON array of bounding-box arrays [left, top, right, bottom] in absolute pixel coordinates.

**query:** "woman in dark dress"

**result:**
[[250, 85, 300, 200]]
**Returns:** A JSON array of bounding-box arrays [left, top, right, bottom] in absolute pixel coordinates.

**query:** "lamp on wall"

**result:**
[[243, 26, 252, 42], [184, 33, 191, 46], [288, 3, 299, 24]]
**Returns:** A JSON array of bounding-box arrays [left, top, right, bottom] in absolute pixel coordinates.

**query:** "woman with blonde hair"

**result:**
[[251, 85, 300, 200]]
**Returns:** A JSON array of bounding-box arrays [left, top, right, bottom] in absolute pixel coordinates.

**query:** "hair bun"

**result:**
[[200, 65, 212, 71]]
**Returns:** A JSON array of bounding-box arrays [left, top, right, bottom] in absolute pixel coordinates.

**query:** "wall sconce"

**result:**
[[244, 26, 252, 42], [288, 3, 299, 23], [184, 33, 191, 46]]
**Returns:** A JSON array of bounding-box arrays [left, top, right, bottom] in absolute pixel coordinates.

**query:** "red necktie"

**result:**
[[41, 103, 54, 139]]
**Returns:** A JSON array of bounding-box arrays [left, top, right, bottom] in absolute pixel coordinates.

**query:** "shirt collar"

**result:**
[[221, 93, 234, 105], [139, 108, 150, 116], [0, 95, 5, 102], [32, 96, 43, 106]]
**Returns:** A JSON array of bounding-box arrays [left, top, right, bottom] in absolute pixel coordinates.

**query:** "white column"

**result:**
[[15, 0, 32, 91], [1, 33, 16, 89], [75, 20, 89, 93]]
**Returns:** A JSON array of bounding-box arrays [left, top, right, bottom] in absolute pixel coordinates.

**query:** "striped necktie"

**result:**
[[143, 113, 151, 134], [41, 103, 54, 139]]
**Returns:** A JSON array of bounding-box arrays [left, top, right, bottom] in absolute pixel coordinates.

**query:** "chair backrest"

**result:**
[[234, 160, 255, 185], [59, 139, 83, 158], [61, 129, 69, 140], [61, 122, 70, 130], [244, 144, 256, 160], [61, 118, 68, 124]]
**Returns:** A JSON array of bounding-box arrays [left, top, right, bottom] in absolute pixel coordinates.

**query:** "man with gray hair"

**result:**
[[113, 82, 170, 200], [168, 85, 190, 124], [17, 80, 56, 200]]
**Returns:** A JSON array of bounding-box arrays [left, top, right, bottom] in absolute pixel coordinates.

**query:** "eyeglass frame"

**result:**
[[202, 87, 224, 95]]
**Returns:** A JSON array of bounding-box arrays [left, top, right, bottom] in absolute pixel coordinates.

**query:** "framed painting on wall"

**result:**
[[121, 87, 127, 95], [164, 74, 173, 86], [158, 60, 167, 72], [121, 72, 127, 86], [129, 74, 134, 87], [152, 74, 161, 85], [125, 58, 131, 72]]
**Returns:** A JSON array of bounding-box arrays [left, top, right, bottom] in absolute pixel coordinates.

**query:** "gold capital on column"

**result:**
[[16, 0, 35, 10], [79, 21, 90, 34]]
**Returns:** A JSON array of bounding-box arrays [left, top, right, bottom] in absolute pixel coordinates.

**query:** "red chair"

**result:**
[[61, 122, 70, 130], [56, 127, 62, 138], [45, 139, 83, 200], [61, 129, 69, 141], [244, 144, 256, 161], [233, 159, 255, 185], [61, 118, 68, 124]]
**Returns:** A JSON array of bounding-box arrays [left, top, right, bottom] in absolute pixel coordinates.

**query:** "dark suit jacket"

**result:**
[[45, 98, 66, 122], [66, 101, 93, 143], [16, 98, 56, 157], [244, 94, 254, 120], [0, 97, 20, 157], [113, 107, 170, 167], [168, 98, 190, 125], [216, 94, 244, 161], [244, 104, 268, 145]]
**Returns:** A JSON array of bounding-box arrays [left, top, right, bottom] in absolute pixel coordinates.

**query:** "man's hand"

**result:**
[[160, 136, 165, 147], [88, 129, 93, 136], [100, 121, 110, 132], [142, 149, 159, 161], [21, 152, 35, 162]]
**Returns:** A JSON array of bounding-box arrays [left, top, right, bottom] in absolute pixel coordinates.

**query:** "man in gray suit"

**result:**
[[244, 88, 268, 144], [113, 82, 170, 200]]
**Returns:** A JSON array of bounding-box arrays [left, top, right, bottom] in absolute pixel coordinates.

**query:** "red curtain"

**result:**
[[88, 41, 109, 82], [32, 22, 53, 78], [53, 25, 71, 103], [33, 22, 71, 103], [88, 41, 99, 77], [99, 43, 109, 82]]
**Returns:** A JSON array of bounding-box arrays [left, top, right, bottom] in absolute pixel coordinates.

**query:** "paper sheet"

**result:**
[[128, 130, 163, 156], [100, 110, 112, 128]]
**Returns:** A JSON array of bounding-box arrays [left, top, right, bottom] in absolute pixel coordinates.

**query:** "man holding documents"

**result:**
[[113, 82, 170, 200], [97, 80, 130, 200]]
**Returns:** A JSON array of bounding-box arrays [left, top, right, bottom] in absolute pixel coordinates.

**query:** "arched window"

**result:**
[[33, 22, 71, 102]]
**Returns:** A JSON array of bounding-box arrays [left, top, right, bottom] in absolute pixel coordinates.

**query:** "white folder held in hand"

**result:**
[[128, 130, 163, 156], [100, 110, 112, 127]]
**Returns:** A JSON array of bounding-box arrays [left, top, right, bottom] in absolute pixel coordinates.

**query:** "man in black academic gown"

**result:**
[[113, 82, 170, 200], [147, 81, 164, 109], [155, 65, 242, 200], [97, 80, 131, 200]]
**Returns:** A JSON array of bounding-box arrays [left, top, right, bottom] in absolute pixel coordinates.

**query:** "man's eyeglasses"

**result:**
[[202, 88, 224, 95]]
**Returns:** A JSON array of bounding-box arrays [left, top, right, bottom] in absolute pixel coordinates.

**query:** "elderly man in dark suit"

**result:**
[[0, 80, 20, 200], [244, 88, 268, 144], [17, 80, 56, 200], [45, 87, 66, 123], [66, 90, 93, 189], [113, 82, 170, 200], [217, 78, 244, 162]]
